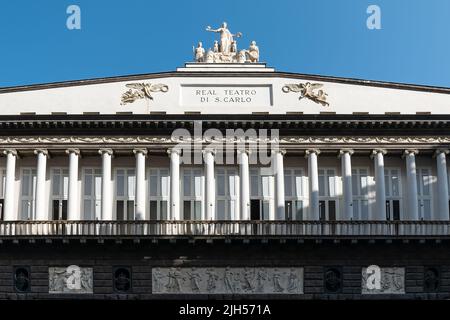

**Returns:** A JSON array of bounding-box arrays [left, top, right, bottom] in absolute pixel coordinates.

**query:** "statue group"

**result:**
[[194, 22, 260, 63]]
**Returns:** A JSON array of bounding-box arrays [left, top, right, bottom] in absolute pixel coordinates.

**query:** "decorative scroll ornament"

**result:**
[[282, 82, 329, 106], [193, 22, 260, 64], [120, 83, 168, 105]]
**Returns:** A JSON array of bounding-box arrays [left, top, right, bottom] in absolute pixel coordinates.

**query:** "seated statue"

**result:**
[[246, 41, 259, 62]]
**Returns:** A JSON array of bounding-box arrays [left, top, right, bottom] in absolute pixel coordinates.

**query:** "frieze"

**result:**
[[49, 265, 93, 294], [361, 267, 405, 294], [152, 267, 303, 294], [0, 136, 449, 145]]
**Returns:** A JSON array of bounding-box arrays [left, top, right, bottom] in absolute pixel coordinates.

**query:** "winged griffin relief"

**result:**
[[282, 82, 329, 106], [120, 83, 169, 105]]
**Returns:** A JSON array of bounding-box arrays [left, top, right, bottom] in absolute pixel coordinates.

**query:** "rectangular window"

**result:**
[[149, 169, 170, 220], [318, 168, 338, 221], [20, 169, 37, 220], [352, 168, 369, 220], [51, 168, 69, 220], [115, 169, 135, 220], [216, 168, 239, 220], [284, 169, 306, 220], [385, 168, 402, 220], [250, 168, 274, 220], [83, 168, 102, 220], [182, 168, 204, 220], [417, 168, 434, 220]]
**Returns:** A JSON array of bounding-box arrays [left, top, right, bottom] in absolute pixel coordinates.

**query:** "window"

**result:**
[[284, 169, 306, 221], [324, 267, 342, 293], [417, 168, 433, 220], [424, 267, 440, 292], [115, 169, 135, 220], [216, 168, 239, 220], [20, 169, 37, 220], [250, 168, 274, 220], [83, 168, 102, 220], [352, 168, 369, 220], [14, 266, 31, 293], [51, 168, 69, 220], [113, 267, 132, 293], [385, 168, 402, 220], [182, 168, 204, 220], [318, 169, 338, 221], [149, 169, 170, 220]]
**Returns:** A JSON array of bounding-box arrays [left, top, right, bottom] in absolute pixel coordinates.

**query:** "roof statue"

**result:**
[[193, 22, 260, 63]]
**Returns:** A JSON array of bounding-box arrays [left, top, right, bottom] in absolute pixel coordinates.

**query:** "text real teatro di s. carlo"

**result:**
[[0, 24, 450, 299]]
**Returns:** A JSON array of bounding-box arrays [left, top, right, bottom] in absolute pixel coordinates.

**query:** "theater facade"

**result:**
[[1, 25, 450, 299]]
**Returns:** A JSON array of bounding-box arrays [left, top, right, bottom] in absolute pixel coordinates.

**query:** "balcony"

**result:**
[[0, 220, 449, 239]]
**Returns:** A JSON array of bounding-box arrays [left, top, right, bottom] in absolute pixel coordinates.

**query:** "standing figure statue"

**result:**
[[206, 22, 242, 54], [193, 42, 205, 62]]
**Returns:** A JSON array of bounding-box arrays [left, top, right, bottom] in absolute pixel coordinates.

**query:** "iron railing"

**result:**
[[0, 220, 449, 237]]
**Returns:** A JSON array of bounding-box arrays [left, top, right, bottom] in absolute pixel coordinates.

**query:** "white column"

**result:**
[[435, 149, 449, 220], [99, 149, 113, 220], [273, 149, 286, 220], [306, 149, 320, 220], [339, 149, 354, 220], [66, 148, 80, 221], [168, 148, 181, 220], [403, 149, 419, 220], [34, 149, 48, 220], [203, 149, 216, 220], [371, 149, 387, 220], [238, 149, 250, 220], [134, 148, 147, 220], [3, 149, 17, 221]]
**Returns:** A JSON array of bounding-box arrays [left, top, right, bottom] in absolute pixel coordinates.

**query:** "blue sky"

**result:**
[[0, 0, 449, 88]]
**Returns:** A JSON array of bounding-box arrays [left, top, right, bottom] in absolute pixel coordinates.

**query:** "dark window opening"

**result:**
[[324, 267, 342, 293], [14, 266, 31, 293], [250, 200, 261, 220], [113, 267, 132, 293], [424, 267, 440, 292]]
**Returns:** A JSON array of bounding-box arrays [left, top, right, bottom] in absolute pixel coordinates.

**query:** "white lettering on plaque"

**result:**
[[180, 85, 273, 107]]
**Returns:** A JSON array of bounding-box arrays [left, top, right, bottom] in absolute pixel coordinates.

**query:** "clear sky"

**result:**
[[0, 0, 449, 88]]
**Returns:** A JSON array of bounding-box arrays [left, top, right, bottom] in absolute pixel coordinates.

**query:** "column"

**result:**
[[168, 148, 181, 220], [306, 149, 320, 220], [99, 149, 113, 220], [435, 149, 449, 220], [238, 149, 250, 220], [34, 149, 48, 220], [403, 149, 419, 220], [371, 149, 387, 220], [134, 148, 147, 220], [203, 149, 215, 220], [3, 149, 17, 221], [339, 149, 354, 220], [273, 149, 286, 220], [66, 148, 80, 220]]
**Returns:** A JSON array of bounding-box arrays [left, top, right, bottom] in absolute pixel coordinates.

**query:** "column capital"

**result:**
[[65, 148, 81, 156], [370, 148, 387, 158], [167, 148, 182, 156], [202, 148, 216, 156], [434, 149, 450, 158], [271, 149, 287, 156], [34, 149, 49, 157], [2, 149, 18, 157], [305, 149, 320, 158], [338, 149, 354, 158], [402, 149, 419, 158], [237, 149, 252, 156], [98, 148, 113, 156], [133, 148, 148, 156]]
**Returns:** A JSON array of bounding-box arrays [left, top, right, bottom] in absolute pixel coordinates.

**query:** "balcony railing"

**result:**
[[0, 220, 449, 238]]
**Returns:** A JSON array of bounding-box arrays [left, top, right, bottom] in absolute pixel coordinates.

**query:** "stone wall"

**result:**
[[0, 240, 449, 299]]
